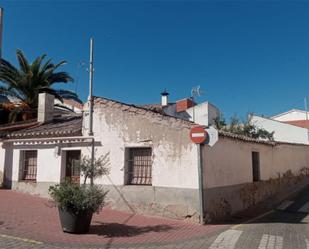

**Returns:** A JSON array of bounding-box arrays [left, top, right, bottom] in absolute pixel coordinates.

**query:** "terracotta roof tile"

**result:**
[[283, 120, 309, 128], [94, 96, 196, 128], [4, 115, 82, 139]]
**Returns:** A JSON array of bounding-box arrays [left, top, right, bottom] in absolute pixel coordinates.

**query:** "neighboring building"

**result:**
[[252, 115, 309, 144], [0, 93, 86, 193], [251, 109, 309, 144], [272, 109, 309, 128], [272, 109, 309, 122], [1, 94, 309, 222], [54, 98, 83, 114], [141, 91, 220, 127]]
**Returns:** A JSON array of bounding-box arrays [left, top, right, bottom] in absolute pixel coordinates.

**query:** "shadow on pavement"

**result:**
[[89, 222, 175, 237]]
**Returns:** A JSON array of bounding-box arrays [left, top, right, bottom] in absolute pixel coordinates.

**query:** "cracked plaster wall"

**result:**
[[82, 100, 199, 220]]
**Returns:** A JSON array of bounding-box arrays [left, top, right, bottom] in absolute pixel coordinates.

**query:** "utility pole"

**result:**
[[0, 8, 4, 58], [88, 37, 94, 186], [304, 97, 309, 142], [88, 37, 94, 136]]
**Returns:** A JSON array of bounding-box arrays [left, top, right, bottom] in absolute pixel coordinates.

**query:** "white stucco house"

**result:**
[[252, 109, 309, 144], [1, 93, 309, 222], [272, 109, 309, 125]]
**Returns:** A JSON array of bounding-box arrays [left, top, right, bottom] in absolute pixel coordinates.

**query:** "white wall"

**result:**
[[273, 110, 308, 122], [11, 147, 62, 183], [186, 102, 220, 126], [83, 99, 199, 190], [251, 115, 309, 144], [204, 135, 309, 188]]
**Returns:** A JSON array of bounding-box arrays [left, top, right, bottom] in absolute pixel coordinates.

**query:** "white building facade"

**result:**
[[1, 95, 309, 222]]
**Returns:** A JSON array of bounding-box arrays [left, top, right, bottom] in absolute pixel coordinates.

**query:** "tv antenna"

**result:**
[[191, 85, 204, 100], [190, 85, 204, 123]]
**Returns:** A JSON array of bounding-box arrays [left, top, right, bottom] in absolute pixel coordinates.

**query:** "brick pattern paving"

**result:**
[[0, 190, 226, 247], [3, 189, 309, 248]]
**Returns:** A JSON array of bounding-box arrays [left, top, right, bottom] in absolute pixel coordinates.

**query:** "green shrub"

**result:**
[[49, 180, 108, 214]]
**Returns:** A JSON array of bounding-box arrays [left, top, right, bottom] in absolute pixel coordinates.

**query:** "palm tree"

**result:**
[[0, 49, 80, 121]]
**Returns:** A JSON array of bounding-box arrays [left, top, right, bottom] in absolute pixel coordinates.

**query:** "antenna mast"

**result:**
[[191, 85, 204, 122]]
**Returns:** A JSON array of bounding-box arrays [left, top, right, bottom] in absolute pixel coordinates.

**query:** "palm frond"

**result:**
[[52, 60, 67, 71], [47, 72, 74, 84], [38, 87, 64, 102], [16, 49, 30, 74], [54, 89, 82, 103], [0, 49, 77, 113]]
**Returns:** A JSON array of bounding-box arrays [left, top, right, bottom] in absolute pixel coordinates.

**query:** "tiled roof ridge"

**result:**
[[218, 130, 309, 147], [93, 96, 196, 128], [218, 130, 276, 146], [0, 118, 37, 129], [5, 115, 82, 139]]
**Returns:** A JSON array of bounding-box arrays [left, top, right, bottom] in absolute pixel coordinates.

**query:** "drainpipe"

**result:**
[[197, 143, 205, 224]]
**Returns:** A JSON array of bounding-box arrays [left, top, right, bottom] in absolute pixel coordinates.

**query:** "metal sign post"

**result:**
[[197, 143, 205, 224], [190, 126, 218, 224], [190, 126, 208, 224]]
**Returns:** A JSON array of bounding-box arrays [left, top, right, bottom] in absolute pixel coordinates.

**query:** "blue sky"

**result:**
[[2, 1, 309, 120]]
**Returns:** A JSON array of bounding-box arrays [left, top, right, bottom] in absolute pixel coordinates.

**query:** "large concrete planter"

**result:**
[[58, 207, 93, 234]]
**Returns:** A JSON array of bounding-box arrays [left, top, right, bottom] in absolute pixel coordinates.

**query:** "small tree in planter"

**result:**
[[78, 152, 110, 185], [49, 153, 110, 234]]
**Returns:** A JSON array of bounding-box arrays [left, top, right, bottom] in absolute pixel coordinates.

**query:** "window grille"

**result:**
[[22, 150, 37, 181], [127, 148, 152, 185]]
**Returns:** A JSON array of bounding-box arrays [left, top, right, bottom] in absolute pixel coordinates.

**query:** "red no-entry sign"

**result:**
[[190, 126, 208, 144]]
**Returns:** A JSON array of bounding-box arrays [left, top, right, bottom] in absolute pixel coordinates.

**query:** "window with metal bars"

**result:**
[[21, 150, 37, 181], [126, 148, 152, 185]]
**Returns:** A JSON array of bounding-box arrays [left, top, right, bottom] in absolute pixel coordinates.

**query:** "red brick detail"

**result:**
[[283, 120, 309, 128], [176, 99, 196, 112]]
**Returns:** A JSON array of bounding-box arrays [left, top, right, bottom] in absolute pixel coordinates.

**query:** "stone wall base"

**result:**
[[204, 174, 309, 222], [102, 185, 199, 222], [11, 181, 56, 197]]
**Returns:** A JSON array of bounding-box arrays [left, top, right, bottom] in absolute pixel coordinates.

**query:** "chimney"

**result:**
[[38, 93, 54, 123], [161, 90, 169, 106], [176, 98, 196, 112]]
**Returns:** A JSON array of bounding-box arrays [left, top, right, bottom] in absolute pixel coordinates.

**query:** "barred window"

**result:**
[[127, 148, 152, 185], [21, 150, 37, 181]]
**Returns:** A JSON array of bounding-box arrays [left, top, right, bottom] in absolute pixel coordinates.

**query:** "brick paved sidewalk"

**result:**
[[0, 190, 227, 248]]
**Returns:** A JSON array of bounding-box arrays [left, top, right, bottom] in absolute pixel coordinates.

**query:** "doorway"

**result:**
[[65, 150, 81, 184]]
